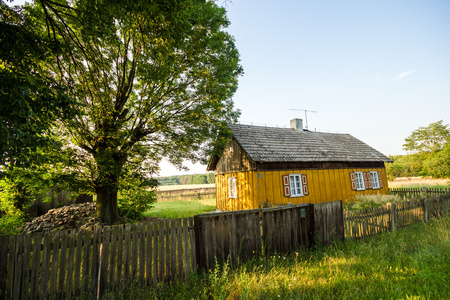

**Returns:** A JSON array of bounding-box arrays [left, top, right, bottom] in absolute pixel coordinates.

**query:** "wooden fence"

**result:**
[[389, 187, 450, 199], [3, 195, 448, 299], [344, 194, 450, 239], [0, 219, 197, 300], [0, 201, 342, 299]]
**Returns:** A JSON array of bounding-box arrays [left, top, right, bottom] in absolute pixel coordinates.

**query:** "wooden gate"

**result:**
[[194, 209, 261, 270], [261, 204, 313, 255]]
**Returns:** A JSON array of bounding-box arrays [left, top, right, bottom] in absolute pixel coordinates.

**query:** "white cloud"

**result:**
[[392, 69, 416, 82]]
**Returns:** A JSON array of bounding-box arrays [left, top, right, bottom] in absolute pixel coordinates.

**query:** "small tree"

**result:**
[[403, 120, 449, 154]]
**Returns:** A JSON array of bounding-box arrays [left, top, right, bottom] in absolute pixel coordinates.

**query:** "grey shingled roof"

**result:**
[[229, 124, 393, 163]]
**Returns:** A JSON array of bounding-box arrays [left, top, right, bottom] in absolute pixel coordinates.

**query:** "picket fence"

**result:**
[[0, 201, 341, 300], [389, 187, 450, 199], [345, 194, 450, 239], [2, 194, 449, 300]]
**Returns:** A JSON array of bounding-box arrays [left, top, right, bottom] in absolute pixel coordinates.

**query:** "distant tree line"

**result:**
[[156, 173, 215, 186], [386, 120, 450, 180]]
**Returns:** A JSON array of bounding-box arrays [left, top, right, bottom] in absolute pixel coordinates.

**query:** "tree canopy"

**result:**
[[387, 120, 450, 180], [16, 0, 243, 223], [0, 1, 74, 169], [403, 120, 449, 154]]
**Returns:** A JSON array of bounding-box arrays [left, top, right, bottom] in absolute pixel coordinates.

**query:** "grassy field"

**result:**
[[143, 198, 216, 219], [388, 177, 450, 189], [104, 214, 450, 299]]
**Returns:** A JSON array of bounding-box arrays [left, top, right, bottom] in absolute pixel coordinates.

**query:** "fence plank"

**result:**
[[182, 218, 190, 279], [81, 230, 92, 296], [58, 231, 68, 299], [40, 232, 52, 300], [171, 219, 177, 279], [49, 231, 61, 295], [20, 234, 31, 299], [176, 219, 183, 278], [66, 230, 76, 299], [108, 226, 117, 292], [139, 223, 146, 285], [99, 226, 110, 300], [0, 235, 8, 299], [116, 225, 124, 291], [145, 223, 153, 285], [189, 217, 197, 272], [158, 222, 164, 280], [123, 225, 131, 285]]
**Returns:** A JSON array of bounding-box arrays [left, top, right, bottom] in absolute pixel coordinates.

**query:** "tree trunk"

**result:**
[[96, 187, 120, 224]]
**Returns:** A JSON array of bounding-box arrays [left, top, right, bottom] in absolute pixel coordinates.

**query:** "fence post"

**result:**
[[423, 198, 428, 223], [0, 235, 8, 299], [422, 187, 428, 198], [387, 203, 396, 231]]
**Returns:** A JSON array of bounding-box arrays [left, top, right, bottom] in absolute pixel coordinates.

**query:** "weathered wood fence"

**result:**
[[389, 187, 450, 199], [344, 194, 450, 239], [2, 195, 449, 299], [0, 201, 342, 300], [0, 219, 197, 300]]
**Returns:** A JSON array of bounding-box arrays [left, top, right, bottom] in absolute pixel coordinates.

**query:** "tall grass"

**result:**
[[104, 215, 450, 299], [143, 198, 216, 219], [345, 194, 403, 210], [388, 178, 450, 189]]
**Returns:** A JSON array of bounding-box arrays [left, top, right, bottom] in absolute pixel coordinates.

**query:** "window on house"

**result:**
[[282, 174, 309, 197], [370, 171, 380, 189], [351, 171, 384, 191], [229, 177, 237, 198], [354, 172, 365, 190], [290, 174, 303, 197]]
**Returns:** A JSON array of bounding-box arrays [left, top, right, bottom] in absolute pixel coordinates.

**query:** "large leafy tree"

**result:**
[[29, 0, 242, 224]]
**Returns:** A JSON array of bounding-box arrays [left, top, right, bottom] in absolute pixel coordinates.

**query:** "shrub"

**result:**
[[0, 212, 25, 235], [117, 176, 158, 220]]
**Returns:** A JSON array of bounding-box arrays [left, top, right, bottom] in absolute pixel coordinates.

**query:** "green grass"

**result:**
[[104, 214, 450, 299], [345, 194, 404, 210], [143, 198, 216, 219]]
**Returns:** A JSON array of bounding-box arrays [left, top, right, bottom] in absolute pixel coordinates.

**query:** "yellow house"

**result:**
[[207, 119, 393, 211]]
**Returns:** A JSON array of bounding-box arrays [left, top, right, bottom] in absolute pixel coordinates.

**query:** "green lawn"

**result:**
[[143, 198, 216, 219], [104, 214, 450, 299]]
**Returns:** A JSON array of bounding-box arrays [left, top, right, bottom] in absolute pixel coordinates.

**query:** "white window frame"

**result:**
[[370, 171, 380, 189], [228, 177, 237, 198], [354, 172, 365, 190], [289, 174, 304, 197]]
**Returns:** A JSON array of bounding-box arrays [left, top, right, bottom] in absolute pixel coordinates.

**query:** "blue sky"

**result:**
[[9, 0, 450, 176], [163, 0, 450, 176]]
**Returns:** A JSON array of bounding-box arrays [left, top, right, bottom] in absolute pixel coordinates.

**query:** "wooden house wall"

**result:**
[[215, 167, 389, 211], [214, 139, 255, 174]]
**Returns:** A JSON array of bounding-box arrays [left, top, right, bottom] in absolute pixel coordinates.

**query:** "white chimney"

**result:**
[[290, 118, 303, 131]]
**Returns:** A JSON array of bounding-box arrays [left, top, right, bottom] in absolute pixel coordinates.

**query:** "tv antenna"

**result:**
[[289, 109, 317, 130]]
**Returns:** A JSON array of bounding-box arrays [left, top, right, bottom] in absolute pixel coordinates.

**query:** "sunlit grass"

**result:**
[[388, 178, 450, 188], [143, 198, 216, 219], [345, 194, 404, 210], [105, 215, 450, 299]]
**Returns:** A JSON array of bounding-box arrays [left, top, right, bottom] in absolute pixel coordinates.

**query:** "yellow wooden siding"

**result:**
[[215, 168, 390, 211]]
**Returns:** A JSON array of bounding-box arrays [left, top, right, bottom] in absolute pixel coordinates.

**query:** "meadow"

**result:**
[[388, 177, 450, 189], [143, 198, 216, 219], [104, 214, 450, 299]]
